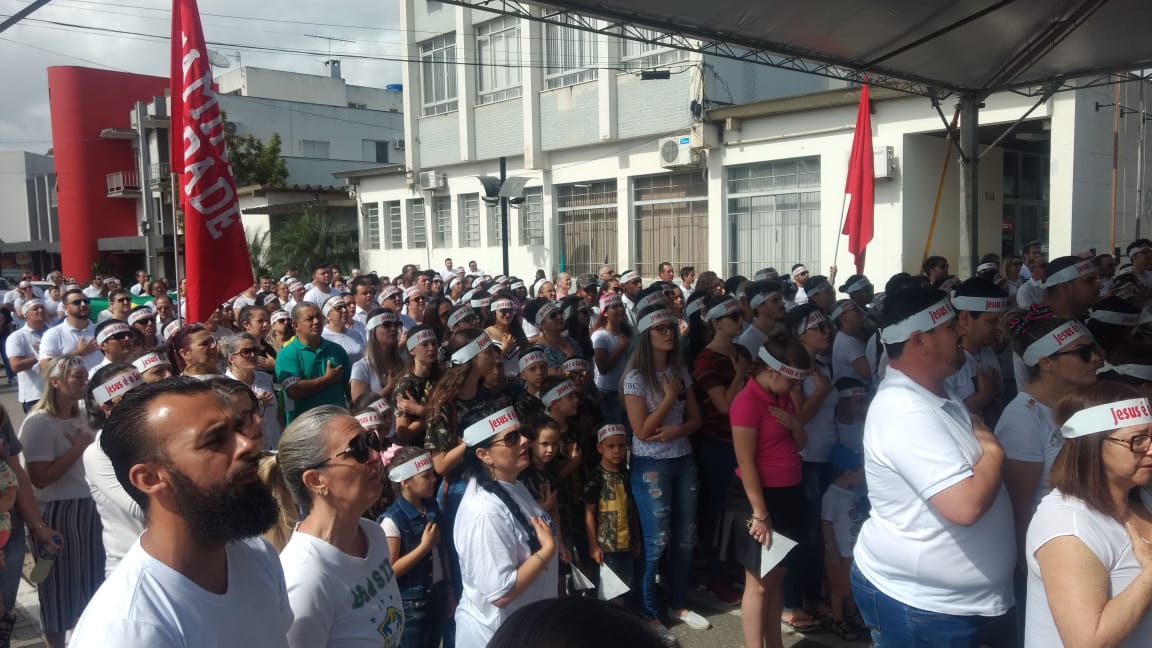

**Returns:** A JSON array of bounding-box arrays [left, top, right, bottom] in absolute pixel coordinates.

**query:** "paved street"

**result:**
[[0, 383, 861, 648]]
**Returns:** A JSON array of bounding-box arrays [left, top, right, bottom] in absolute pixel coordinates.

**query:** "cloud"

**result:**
[[0, 0, 403, 152]]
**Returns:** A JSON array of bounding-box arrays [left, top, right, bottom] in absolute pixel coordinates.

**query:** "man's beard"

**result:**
[[165, 460, 280, 545]]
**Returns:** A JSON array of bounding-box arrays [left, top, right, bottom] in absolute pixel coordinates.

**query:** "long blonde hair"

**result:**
[[32, 355, 84, 419]]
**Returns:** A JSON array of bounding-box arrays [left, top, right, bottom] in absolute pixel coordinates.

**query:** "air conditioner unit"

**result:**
[[418, 171, 445, 191], [394, 138, 406, 150], [873, 145, 895, 180], [659, 135, 701, 169]]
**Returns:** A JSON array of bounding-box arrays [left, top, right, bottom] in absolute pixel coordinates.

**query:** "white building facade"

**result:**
[[0, 150, 59, 277]]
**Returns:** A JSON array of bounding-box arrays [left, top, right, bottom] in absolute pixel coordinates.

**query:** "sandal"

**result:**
[[830, 619, 860, 642], [781, 611, 822, 633], [847, 612, 868, 632]]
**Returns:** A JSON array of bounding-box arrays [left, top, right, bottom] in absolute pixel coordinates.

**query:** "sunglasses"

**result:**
[[497, 308, 515, 316], [231, 347, 259, 358], [308, 431, 384, 469], [107, 332, 135, 343], [650, 324, 675, 335], [489, 429, 524, 448], [114, 298, 131, 303], [1049, 343, 1099, 363], [68, 298, 91, 306]]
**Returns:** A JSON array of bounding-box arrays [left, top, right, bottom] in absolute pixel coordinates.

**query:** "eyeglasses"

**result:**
[[498, 308, 515, 316], [307, 431, 384, 470], [107, 332, 134, 343], [409, 297, 426, 304], [231, 347, 258, 358], [489, 429, 524, 448], [650, 324, 675, 335], [68, 298, 91, 306], [330, 305, 347, 312], [1105, 434, 1152, 454], [797, 271, 810, 277], [1049, 344, 1100, 363]]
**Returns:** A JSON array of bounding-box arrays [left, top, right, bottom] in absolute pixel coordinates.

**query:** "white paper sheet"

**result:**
[[760, 532, 799, 578], [570, 564, 596, 591], [599, 562, 631, 600]]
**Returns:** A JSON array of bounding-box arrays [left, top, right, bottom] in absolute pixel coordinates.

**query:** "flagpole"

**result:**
[[833, 191, 848, 274], [170, 170, 184, 325]]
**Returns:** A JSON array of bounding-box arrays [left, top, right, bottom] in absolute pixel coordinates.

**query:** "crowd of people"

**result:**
[[0, 241, 1151, 647]]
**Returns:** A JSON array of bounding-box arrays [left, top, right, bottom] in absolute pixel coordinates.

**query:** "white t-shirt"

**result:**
[[1016, 280, 1046, 309], [590, 330, 625, 393], [322, 328, 364, 365], [304, 287, 340, 308], [5, 325, 43, 403], [71, 536, 294, 647], [82, 285, 103, 299], [795, 285, 809, 306], [822, 483, 867, 558], [836, 419, 865, 454], [737, 324, 769, 358], [1025, 489, 1152, 648], [129, 284, 147, 296], [38, 319, 103, 370], [995, 392, 1061, 513], [19, 412, 92, 502], [853, 368, 1015, 616], [380, 516, 445, 584], [233, 294, 256, 311], [831, 332, 869, 384], [800, 361, 839, 463], [280, 519, 405, 648], [454, 478, 558, 648], [945, 346, 1000, 405], [84, 431, 145, 576], [349, 358, 381, 395], [622, 368, 693, 460]]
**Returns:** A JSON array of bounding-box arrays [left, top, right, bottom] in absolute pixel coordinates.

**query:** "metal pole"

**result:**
[[170, 171, 184, 324], [958, 95, 981, 278], [135, 101, 159, 278], [1136, 79, 1146, 241], [1110, 79, 1120, 253], [499, 156, 510, 277]]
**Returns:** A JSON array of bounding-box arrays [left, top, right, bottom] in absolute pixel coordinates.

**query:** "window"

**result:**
[[408, 199, 427, 249], [420, 34, 458, 116], [619, 28, 689, 70], [726, 157, 821, 277], [302, 139, 330, 158], [459, 193, 481, 247], [476, 17, 522, 104], [432, 196, 452, 247], [363, 203, 381, 250], [544, 14, 598, 89], [557, 180, 618, 277], [488, 202, 503, 246], [383, 201, 403, 250], [519, 188, 544, 246], [362, 140, 389, 164], [633, 173, 708, 277]]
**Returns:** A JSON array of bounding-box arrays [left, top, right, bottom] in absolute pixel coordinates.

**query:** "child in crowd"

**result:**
[[520, 416, 569, 565], [833, 377, 869, 454], [380, 447, 449, 648], [515, 350, 549, 422], [821, 445, 868, 641], [583, 424, 638, 605]]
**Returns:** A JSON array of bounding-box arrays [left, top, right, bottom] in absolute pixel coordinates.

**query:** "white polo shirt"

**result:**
[[303, 286, 339, 308], [854, 367, 1015, 616], [38, 319, 102, 371], [995, 392, 1060, 513], [5, 325, 44, 402], [944, 346, 1000, 404]]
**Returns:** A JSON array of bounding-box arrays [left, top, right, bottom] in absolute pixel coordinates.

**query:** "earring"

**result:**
[[317, 486, 329, 497]]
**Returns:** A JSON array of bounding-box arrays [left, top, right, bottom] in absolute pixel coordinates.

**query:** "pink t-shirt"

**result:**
[[729, 379, 803, 488]]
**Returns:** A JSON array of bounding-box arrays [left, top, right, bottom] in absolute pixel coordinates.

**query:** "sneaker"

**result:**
[[707, 579, 742, 606], [673, 609, 711, 630], [650, 621, 679, 646]]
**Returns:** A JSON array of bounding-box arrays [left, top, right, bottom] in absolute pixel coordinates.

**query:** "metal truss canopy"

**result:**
[[445, 0, 1152, 98]]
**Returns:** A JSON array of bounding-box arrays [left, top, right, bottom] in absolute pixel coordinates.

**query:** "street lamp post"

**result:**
[[475, 156, 530, 277]]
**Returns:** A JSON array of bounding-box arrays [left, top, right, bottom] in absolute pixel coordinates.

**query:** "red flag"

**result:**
[[843, 85, 874, 275], [171, 0, 252, 324]]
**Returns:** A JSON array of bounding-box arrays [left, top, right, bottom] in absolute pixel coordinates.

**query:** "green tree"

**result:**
[[268, 212, 359, 277], [228, 131, 289, 187], [247, 228, 273, 280]]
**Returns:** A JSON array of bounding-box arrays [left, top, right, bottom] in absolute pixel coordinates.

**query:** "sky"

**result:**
[[0, 0, 405, 153]]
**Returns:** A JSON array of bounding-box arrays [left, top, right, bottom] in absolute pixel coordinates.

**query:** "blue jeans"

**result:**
[[0, 522, 24, 613], [400, 581, 450, 648], [0, 338, 13, 382], [437, 477, 467, 648], [851, 565, 989, 647], [631, 453, 699, 619]]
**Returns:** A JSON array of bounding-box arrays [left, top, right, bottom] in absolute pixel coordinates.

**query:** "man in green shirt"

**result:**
[[275, 302, 351, 422]]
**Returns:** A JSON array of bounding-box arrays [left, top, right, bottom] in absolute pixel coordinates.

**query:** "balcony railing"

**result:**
[[149, 162, 170, 185], [106, 171, 140, 195]]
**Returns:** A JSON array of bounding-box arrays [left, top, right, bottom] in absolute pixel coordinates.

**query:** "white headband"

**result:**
[[379, 287, 402, 303], [127, 309, 153, 326], [491, 298, 515, 312], [96, 322, 131, 344], [794, 310, 830, 335], [270, 310, 290, 325], [637, 309, 675, 334], [403, 286, 421, 302], [1098, 363, 1152, 381], [841, 276, 871, 294], [132, 352, 169, 373], [470, 295, 491, 309], [446, 306, 475, 329], [1089, 309, 1140, 327], [563, 358, 589, 374], [805, 281, 832, 299], [685, 298, 705, 318], [1022, 321, 1088, 366], [830, 301, 857, 322], [389, 452, 434, 482], [509, 280, 525, 291], [976, 262, 999, 274], [367, 311, 398, 332], [880, 298, 955, 344], [599, 294, 622, 309], [754, 268, 779, 281], [532, 278, 548, 294], [620, 270, 641, 284], [542, 379, 576, 408], [791, 265, 808, 278], [1060, 398, 1152, 439], [758, 346, 808, 381], [1044, 259, 1096, 288], [356, 411, 385, 430], [463, 406, 519, 446], [288, 281, 304, 292], [636, 291, 665, 311], [535, 302, 559, 327], [20, 299, 44, 316], [369, 397, 392, 413], [518, 350, 547, 372], [163, 320, 182, 341], [750, 291, 781, 310], [950, 296, 1009, 313], [597, 424, 626, 443], [703, 297, 740, 322], [322, 296, 345, 317], [406, 328, 437, 351], [94, 370, 143, 405], [450, 332, 493, 365]]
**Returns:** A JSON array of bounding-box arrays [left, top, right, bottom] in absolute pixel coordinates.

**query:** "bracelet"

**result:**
[[745, 514, 769, 530], [532, 553, 548, 569]]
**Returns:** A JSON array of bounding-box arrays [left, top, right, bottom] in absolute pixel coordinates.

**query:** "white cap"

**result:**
[[463, 406, 520, 446]]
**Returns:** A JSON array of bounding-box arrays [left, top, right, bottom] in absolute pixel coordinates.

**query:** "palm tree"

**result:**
[[269, 211, 359, 276], [247, 229, 272, 280]]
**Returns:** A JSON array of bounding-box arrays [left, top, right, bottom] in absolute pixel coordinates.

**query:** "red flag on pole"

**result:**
[[842, 85, 875, 275], [171, 0, 252, 324]]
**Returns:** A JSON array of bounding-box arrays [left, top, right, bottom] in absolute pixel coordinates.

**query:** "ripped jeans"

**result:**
[[631, 453, 699, 619]]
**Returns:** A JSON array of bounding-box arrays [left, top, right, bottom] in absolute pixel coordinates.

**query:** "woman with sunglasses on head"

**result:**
[[320, 295, 365, 366], [274, 405, 406, 647], [486, 293, 530, 378], [166, 323, 222, 375], [728, 334, 811, 648], [622, 307, 705, 639], [266, 309, 294, 353], [394, 326, 442, 446], [222, 333, 282, 450], [692, 295, 754, 606], [350, 308, 404, 404], [1024, 382, 1152, 647], [996, 313, 1102, 598], [453, 407, 557, 647]]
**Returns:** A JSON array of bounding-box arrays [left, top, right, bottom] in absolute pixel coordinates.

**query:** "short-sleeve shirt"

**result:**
[[322, 328, 365, 365], [728, 379, 802, 487], [853, 368, 1014, 616], [945, 346, 1001, 404], [394, 372, 436, 416], [831, 332, 869, 384], [38, 319, 103, 371], [821, 483, 868, 558], [275, 337, 352, 423], [736, 324, 769, 358], [19, 412, 93, 502], [582, 465, 632, 552], [692, 348, 750, 441], [590, 330, 625, 393], [424, 389, 504, 480], [800, 361, 839, 463], [0, 462, 17, 533], [995, 391, 1060, 513], [6, 325, 44, 403], [622, 368, 693, 460]]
